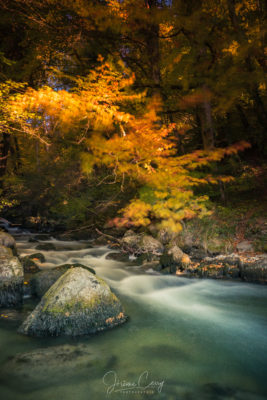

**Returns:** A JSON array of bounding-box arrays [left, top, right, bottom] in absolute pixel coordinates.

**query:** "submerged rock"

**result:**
[[36, 243, 57, 251], [19, 267, 126, 336], [105, 252, 130, 262], [30, 263, 95, 298], [1, 343, 114, 389], [0, 254, 24, 307]]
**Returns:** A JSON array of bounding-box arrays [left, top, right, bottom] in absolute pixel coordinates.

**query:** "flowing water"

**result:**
[[0, 234, 267, 400]]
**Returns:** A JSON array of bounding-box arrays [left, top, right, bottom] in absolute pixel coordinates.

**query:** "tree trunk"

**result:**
[[0, 132, 10, 180], [144, 0, 161, 95]]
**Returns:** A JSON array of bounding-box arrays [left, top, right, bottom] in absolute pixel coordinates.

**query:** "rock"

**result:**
[[121, 231, 142, 252], [34, 234, 52, 241], [160, 253, 177, 272], [19, 267, 126, 336], [0, 231, 16, 248], [28, 237, 39, 243], [140, 261, 162, 273], [135, 253, 160, 265], [161, 266, 171, 274], [27, 253, 46, 263], [205, 237, 233, 255], [0, 245, 13, 257], [105, 252, 130, 262], [157, 229, 177, 245], [160, 245, 191, 272], [236, 240, 254, 253], [0, 254, 24, 307], [121, 231, 164, 256], [188, 247, 207, 261], [140, 235, 164, 255], [168, 245, 184, 262], [1, 343, 114, 389], [20, 253, 45, 273], [36, 243, 57, 251], [240, 254, 267, 283], [203, 254, 241, 265], [0, 231, 17, 255], [30, 264, 96, 298]]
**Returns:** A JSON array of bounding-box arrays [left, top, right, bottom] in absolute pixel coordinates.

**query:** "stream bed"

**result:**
[[0, 236, 267, 400]]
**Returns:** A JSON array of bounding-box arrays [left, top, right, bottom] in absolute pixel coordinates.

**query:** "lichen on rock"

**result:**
[[19, 267, 126, 336], [30, 263, 95, 298]]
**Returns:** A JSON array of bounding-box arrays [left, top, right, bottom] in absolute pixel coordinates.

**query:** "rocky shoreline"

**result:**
[[106, 229, 267, 284]]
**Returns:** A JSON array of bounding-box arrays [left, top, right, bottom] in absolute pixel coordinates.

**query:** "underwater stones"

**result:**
[[30, 264, 95, 298], [19, 267, 126, 336], [0, 253, 24, 307], [1, 343, 112, 389]]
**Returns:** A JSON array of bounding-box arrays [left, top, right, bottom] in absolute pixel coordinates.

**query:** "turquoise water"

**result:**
[[0, 238, 267, 400]]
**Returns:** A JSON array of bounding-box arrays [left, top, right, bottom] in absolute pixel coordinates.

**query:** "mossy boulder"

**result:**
[[28, 253, 46, 263], [30, 263, 95, 298], [0, 254, 24, 307], [19, 267, 126, 336], [20, 253, 45, 273]]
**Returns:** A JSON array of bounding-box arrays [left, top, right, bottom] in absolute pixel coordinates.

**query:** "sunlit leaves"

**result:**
[[9, 56, 251, 232]]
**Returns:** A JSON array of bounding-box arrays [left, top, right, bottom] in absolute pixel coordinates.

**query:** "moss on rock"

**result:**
[[30, 264, 95, 298], [19, 267, 126, 336]]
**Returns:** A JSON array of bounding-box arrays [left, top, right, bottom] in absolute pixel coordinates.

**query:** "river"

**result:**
[[0, 235, 267, 400]]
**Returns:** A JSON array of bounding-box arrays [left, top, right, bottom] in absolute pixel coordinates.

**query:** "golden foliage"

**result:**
[[9, 59, 251, 232]]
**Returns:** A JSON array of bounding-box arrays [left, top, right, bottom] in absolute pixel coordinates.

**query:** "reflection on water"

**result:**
[[0, 236, 266, 400]]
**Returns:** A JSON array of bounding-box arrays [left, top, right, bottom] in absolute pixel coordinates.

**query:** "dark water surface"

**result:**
[[0, 237, 266, 400]]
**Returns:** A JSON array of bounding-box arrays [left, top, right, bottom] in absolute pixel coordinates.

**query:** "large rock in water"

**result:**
[[19, 267, 126, 336], [0, 250, 24, 307], [30, 263, 96, 298]]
